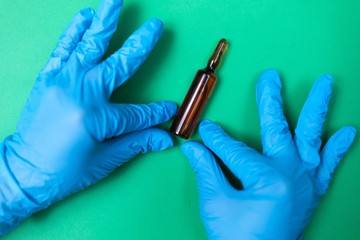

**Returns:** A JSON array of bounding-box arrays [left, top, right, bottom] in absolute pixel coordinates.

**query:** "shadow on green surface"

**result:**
[[103, 3, 175, 104], [103, 3, 143, 59]]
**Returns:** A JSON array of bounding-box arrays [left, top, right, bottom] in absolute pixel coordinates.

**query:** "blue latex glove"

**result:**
[[182, 69, 356, 240], [0, 0, 176, 235]]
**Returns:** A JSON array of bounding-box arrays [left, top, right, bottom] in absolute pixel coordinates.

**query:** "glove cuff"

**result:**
[[0, 139, 40, 236]]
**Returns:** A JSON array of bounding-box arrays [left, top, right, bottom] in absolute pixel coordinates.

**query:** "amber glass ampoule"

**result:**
[[170, 38, 228, 139]]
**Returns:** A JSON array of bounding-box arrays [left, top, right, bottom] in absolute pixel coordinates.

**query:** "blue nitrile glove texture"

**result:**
[[181, 69, 356, 240], [0, 0, 177, 235]]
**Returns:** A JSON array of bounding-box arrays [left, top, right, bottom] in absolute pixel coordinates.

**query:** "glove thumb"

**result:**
[[181, 142, 229, 197]]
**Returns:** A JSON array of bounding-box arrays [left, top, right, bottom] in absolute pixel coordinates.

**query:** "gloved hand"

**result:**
[[0, 0, 176, 235], [181, 69, 356, 240]]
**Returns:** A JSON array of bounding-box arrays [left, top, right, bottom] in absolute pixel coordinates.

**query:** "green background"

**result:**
[[1, 0, 360, 239]]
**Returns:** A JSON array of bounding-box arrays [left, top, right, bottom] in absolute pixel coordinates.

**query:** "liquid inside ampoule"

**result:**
[[170, 39, 228, 139]]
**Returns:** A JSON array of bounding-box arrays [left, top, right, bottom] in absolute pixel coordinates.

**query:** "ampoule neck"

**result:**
[[203, 66, 215, 73]]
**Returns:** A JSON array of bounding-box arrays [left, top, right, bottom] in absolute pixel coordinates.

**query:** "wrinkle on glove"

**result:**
[[0, 0, 176, 236], [182, 69, 356, 240]]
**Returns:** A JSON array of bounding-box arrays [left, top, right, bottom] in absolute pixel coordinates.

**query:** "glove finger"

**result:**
[[39, 8, 94, 77], [295, 75, 333, 170], [315, 126, 356, 195], [256, 69, 293, 157], [199, 120, 268, 189], [87, 101, 177, 141], [84, 128, 173, 186], [76, 0, 123, 66], [100, 18, 163, 98], [181, 141, 230, 197]]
